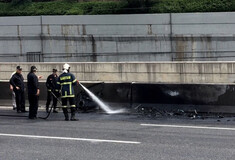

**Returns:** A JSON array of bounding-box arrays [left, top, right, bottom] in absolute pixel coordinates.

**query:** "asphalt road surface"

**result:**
[[0, 108, 234, 160]]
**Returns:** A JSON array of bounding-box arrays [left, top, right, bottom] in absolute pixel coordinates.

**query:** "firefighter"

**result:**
[[57, 63, 78, 121], [27, 66, 40, 119], [10, 66, 26, 113], [45, 68, 59, 113]]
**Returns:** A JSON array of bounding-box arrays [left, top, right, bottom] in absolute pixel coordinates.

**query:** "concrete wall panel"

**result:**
[[0, 13, 235, 62], [44, 24, 170, 35], [173, 24, 235, 35], [42, 14, 170, 25], [0, 26, 18, 35], [0, 16, 41, 26], [20, 26, 41, 35], [172, 12, 235, 24], [1, 62, 235, 84]]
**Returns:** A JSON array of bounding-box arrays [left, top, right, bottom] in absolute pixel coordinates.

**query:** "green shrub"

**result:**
[[11, 0, 32, 6], [28, 1, 73, 15], [84, 2, 127, 14], [150, 0, 233, 13], [0, 0, 234, 16]]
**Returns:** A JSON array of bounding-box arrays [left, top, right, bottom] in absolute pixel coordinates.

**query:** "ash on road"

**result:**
[[0, 108, 234, 160]]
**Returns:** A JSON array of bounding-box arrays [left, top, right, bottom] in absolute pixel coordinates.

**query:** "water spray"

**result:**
[[79, 83, 126, 114], [0, 82, 126, 119]]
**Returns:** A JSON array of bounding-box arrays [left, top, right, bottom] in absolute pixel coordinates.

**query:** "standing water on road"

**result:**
[[80, 83, 126, 114]]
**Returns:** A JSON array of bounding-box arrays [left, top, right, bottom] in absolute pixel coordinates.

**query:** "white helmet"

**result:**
[[62, 63, 70, 73], [63, 63, 70, 70]]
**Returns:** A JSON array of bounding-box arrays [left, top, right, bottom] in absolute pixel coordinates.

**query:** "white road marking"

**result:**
[[0, 133, 140, 144], [141, 124, 235, 131]]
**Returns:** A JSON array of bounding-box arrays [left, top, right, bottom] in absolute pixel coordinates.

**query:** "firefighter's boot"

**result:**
[[62, 108, 69, 121], [70, 107, 78, 121]]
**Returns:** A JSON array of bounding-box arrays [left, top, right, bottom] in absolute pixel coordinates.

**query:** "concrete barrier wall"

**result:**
[[1, 62, 235, 84], [1, 81, 234, 114], [172, 12, 235, 61], [0, 13, 235, 62]]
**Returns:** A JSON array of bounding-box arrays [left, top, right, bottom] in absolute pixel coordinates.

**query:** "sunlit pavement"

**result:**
[[0, 107, 235, 160]]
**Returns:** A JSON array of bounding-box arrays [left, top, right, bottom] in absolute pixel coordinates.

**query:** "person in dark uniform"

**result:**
[[10, 71, 17, 110], [10, 66, 26, 113], [45, 69, 59, 113], [27, 66, 40, 119], [57, 63, 78, 121]]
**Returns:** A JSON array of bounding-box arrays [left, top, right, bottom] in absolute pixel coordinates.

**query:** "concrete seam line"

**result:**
[[140, 124, 235, 131], [0, 133, 141, 144]]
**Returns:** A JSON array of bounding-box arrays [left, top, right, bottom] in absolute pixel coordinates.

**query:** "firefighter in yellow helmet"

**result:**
[[57, 63, 78, 121]]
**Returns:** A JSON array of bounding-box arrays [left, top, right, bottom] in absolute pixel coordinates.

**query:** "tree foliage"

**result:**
[[0, 0, 234, 16]]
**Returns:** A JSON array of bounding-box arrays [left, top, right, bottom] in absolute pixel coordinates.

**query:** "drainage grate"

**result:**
[[26, 52, 44, 62]]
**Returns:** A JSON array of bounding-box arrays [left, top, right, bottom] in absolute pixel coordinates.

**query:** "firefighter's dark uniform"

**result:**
[[46, 73, 59, 112], [57, 72, 77, 121], [10, 73, 25, 112], [27, 72, 39, 119]]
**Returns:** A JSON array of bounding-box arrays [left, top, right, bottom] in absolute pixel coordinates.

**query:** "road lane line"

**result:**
[[141, 124, 235, 131], [0, 133, 141, 144]]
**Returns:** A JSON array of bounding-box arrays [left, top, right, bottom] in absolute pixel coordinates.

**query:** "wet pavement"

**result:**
[[0, 107, 235, 160]]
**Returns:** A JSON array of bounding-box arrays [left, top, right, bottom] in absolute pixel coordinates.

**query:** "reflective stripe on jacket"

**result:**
[[57, 72, 77, 98]]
